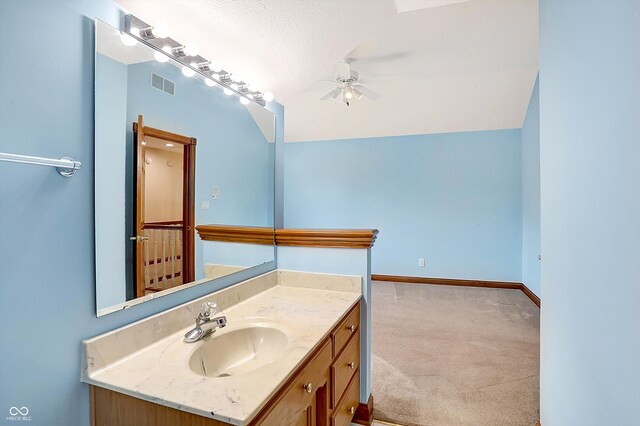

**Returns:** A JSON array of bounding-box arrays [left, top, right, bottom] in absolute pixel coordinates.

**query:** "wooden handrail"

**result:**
[[275, 228, 378, 248], [195, 224, 275, 245], [143, 221, 184, 230], [195, 225, 378, 248]]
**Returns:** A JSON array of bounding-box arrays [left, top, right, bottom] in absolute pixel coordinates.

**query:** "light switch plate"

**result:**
[[211, 184, 220, 199], [201, 201, 210, 210]]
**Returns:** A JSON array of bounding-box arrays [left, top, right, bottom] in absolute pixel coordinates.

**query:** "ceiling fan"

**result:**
[[319, 61, 381, 107]]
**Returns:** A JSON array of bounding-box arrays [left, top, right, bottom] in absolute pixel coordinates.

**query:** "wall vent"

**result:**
[[150, 72, 175, 96]]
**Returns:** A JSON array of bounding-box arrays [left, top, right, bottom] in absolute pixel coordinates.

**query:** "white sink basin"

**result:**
[[189, 326, 288, 378]]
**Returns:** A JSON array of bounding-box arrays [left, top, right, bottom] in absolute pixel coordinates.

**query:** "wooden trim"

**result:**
[[275, 228, 379, 249], [195, 226, 378, 248], [196, 224, 275, 245], [521, 283, 541, 307], [90, 384, 96, 426], [143, 125, 196, 145], [352, 393, 374, 425], [371, 274, 520, 289], [372, 274, 541, 307], [134, 116, 146, 299], [182, 142, 196, 282]]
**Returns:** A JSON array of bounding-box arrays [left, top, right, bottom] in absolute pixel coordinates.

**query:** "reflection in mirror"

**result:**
[[95, 20, 276, 316]]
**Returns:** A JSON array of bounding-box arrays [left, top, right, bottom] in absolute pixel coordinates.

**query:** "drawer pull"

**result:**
[[303, 382, 313, 393], [347, 324, 356, 332], [348, 406, 355, 415], [348, 361, 355, 369]]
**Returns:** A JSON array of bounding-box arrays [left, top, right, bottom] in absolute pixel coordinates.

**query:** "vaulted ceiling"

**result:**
[[116, 0, 539, 142]]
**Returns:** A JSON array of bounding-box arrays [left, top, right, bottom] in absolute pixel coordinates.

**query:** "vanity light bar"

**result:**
[[124, 15, 269, 107]]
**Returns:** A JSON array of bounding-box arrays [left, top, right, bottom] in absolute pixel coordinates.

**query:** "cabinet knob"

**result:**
[[348, 324, 356, 332], [348, 406, 355, 415], [303, 382, 313, 394], [348, 361, 355, 370]]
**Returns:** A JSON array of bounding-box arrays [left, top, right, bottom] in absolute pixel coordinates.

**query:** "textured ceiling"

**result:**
[[116, 0, 538, 142]]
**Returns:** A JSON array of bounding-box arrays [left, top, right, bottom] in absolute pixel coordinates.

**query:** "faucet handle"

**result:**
[[199, 301, 218, 318]]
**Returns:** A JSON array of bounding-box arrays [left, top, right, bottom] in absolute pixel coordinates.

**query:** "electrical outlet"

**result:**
[[418, 258, 426, 267], [201, 201, 210, 210]]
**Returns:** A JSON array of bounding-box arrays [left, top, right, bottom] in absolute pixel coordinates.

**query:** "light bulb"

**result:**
[[182, 63, 196, 78], [240, 97, 250, 105], [205, 78, 216, 87], [209, 61, 223, 72], [223, 88, 234, 96], [343, 87, 354, 100], [210, 73, 220, 81], [152, 22, 169, 38], [165, 143, 174, 147], [154, 46, 170, 63], [120, 32, 137, 46], [229, 83, 238, 90], [263, 91, 274, 102], [184, 44, 199, 57]]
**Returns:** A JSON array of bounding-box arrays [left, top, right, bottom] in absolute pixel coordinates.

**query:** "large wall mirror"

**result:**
[[94, 20, 276, 316]]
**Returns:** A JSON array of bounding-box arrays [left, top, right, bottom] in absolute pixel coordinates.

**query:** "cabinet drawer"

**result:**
[[254, 339, 332, 425], [330, 332, 360, 408], [331, 303, 360, 358], [330, 370, 360, 426]]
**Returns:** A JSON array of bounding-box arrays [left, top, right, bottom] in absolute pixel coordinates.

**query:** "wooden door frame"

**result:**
[[133, 115, 197, 298]]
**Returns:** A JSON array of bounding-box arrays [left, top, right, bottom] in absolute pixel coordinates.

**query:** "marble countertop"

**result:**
[[82, 271, 361, 425]]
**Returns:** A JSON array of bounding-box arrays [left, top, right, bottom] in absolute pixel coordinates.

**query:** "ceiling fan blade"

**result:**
[[354, 85, 381, 100], [320, 87, 341, 101], [337, 61, 351, 78]]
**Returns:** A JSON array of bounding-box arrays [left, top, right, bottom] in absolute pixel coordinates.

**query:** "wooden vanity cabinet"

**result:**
[[251, 340, 331, 426], [251, 302, 361, 426], [91, 301, 361, 426]]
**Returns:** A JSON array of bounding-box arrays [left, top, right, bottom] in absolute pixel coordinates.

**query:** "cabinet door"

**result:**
[[292, 389, 319, 426], [253, 341, 331, 426]]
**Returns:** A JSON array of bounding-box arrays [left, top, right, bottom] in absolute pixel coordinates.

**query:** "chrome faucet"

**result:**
[[184, 301, 227, 343]]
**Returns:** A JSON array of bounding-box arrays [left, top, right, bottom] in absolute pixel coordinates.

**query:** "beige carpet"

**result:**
[[371, 281, 540, 426]]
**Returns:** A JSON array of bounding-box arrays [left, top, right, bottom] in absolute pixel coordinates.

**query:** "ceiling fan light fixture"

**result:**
[[343, 86, 354, 100]]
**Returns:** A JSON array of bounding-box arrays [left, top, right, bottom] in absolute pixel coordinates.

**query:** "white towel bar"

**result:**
[[0, 152, 81, 177]]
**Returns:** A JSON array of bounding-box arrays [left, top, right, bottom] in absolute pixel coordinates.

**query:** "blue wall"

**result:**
[[0, 1, 283, 424], [284, 129, 523, 282], [539, 1, 640, 424], [521, 76, 541, 297], [277, 246, 372, 404]]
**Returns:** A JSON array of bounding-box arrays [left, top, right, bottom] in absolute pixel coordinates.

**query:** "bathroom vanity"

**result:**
[[83, 271, 363, 426]]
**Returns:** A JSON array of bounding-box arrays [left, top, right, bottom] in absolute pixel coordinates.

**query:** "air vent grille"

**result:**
[[150, 72, 175, 96]]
